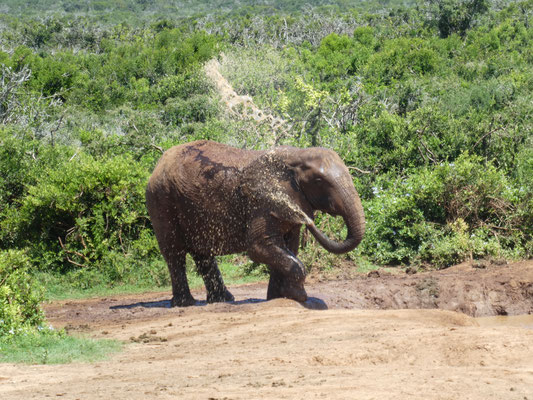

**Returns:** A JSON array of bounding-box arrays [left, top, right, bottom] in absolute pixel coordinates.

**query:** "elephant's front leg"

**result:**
[[248, 223, 307, 302]]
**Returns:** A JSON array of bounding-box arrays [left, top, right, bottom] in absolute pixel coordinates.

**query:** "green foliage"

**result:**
[[424, 0, 489, 38], [359, 154, 530, 267], [365, 37, 441, 85], [163, 94, 220, 126], [0, 332, 122, 364], [0, 244, 122, 366], [8, 152, 156, 273], [0, 129, 36, 206], [1, 29, 219, 113], [155, 70, 214, 104], [313, 33, 359, 81], [0, 250, 46, 338]]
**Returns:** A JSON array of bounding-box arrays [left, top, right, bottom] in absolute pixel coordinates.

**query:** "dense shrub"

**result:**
[[163, 94, 220, 126], [0, 129, 36, 206], [6, 153, 157, 272], [365, 38, 442, 85], [0, 250, 46, 338], [359, 153, 530, 267]]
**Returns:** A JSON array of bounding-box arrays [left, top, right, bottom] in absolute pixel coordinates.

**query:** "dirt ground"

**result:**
[[1, 260, 533, 399]]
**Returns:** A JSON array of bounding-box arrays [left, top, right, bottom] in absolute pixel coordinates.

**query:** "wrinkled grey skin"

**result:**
[[146, 140, 365, 306]]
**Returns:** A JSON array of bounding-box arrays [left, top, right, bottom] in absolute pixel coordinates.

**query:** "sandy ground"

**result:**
[[1, 260, 533, 399]]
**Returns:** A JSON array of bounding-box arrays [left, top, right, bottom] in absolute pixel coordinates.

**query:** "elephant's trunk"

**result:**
[[306, 182, 365, 255]]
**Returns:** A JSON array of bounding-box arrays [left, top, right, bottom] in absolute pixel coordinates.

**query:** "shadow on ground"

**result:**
[[110, 296, 328, 310]]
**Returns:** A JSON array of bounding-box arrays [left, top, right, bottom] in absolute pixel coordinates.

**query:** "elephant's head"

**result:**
[[243, 147, 365, 254], [287, 148, 365, 254]]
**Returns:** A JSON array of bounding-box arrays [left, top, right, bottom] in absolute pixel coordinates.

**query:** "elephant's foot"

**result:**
[[207, 288, 235, 303], [170, 294, 197, 307], [267, 273, 308, 302]]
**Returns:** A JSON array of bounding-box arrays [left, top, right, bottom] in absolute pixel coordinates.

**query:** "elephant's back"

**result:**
[[147, 140, 263, 209], [152, 140, 262, 184], [193, 140, 262, 167]]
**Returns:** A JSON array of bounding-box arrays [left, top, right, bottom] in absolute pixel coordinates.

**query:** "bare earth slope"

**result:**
[[1, 260, 533, 400]]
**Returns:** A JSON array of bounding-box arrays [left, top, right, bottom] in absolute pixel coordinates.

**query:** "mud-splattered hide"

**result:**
[[146, 140, 365, 305]]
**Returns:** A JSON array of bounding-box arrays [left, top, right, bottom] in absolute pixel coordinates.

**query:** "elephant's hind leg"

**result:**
[[166, 251, 196, 307], [192, 255, 235, 303], [148, 209, 196, 307]]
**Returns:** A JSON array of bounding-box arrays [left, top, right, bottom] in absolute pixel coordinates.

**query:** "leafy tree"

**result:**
[[424, 0, 490, 38]]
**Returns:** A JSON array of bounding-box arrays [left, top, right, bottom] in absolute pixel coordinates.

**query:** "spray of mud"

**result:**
[[242, 149, 313, 227], [266, 185, 314, 226]]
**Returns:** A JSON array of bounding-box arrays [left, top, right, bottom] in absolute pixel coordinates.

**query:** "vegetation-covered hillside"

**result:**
[[1, 0, 532, 337], [0, 0, 416, 21]]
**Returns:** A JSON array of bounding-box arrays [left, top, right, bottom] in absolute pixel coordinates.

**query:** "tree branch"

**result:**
[[58, 236, 89, 268], [472, 126, 504, 149]]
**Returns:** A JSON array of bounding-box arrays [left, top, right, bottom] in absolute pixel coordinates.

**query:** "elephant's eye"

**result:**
[[314, 178, 323, 184]]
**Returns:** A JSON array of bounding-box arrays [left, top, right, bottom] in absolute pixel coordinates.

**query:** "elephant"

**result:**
[[145, 140, 365, 306]]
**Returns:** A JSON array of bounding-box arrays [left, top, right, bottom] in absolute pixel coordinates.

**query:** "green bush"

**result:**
[[0, 250, 46, 338], [155, 72, 210, 103], [4, 152, 158, 275], [0, 129, 36, 207], [312, 33, 358, 82], [359, 153, 528, 267], [162, 94, 220, 126], [365, 38, 441, 85]]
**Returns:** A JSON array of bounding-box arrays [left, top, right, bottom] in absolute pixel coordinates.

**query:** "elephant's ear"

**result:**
[[241, 150, 312, 225]]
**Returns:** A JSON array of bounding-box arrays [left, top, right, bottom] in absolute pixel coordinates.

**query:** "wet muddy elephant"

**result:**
[[146, 140, 365, 306]]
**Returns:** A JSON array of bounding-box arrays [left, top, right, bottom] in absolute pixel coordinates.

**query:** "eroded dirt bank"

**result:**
[[315, 260, 533, 316], [1, 260, 532, 400]]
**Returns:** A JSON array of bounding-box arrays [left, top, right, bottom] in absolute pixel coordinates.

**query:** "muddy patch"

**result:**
[[43, 260, 533, 333]]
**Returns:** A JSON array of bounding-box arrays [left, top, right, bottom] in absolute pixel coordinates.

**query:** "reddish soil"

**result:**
[[1, 260, 533, 399]]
